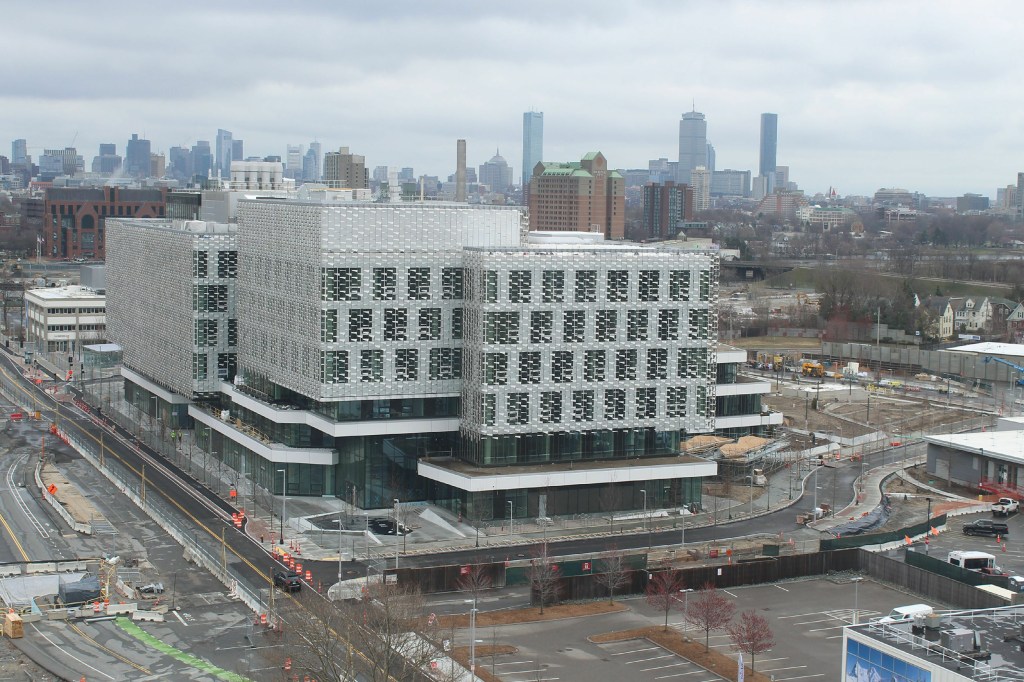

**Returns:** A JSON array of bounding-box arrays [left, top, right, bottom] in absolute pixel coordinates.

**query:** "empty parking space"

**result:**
[[593, 639, 727, 681], [492, 659, 560, 682]]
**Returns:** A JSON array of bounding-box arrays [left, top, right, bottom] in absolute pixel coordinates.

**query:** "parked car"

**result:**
[[963, 519, 1010, 537], [273, 570, 302, 592], [368, 518, 411, 535], [992, 498, 1020, 517]]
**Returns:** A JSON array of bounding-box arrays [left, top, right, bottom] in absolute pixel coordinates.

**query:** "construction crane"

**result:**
[[983, 356, 1024, 386]]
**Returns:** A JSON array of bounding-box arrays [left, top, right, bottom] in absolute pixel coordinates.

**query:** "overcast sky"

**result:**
[[3, 1, 1021, 197]]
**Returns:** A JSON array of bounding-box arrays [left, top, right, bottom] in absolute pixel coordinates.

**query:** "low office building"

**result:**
[[24, 285, 106, 354], [843, 605, 1024, 681], [43, 186, 167, 260], [715, 345, 782, 437], [925, 428, 1024, 496], [107, 200, 721, 518]]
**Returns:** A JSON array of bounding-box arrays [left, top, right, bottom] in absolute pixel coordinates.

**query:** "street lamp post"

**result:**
[[925, 496, 933, 554], [852, 577, 863, 625], [465, 598, 479, 676], [393, 498, 400, 570], [640, 489, 647, 531], [277, 468, 287, 545], [507, 500, 513, 535]]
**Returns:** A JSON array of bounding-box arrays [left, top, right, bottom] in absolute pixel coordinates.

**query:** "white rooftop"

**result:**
[[944, 342, 1024, 359], [25, 285, 105, 301], [925, 429, 1024, 464]]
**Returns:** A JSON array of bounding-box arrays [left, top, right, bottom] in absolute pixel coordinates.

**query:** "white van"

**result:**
[[876, 604, 933, 624]]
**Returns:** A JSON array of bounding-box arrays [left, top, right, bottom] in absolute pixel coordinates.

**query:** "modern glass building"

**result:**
[[522, 111, 543, 188], [108, 199, 728, 518]]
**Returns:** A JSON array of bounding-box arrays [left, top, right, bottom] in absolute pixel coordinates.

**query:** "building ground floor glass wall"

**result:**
[[429, 477, 703, 521]]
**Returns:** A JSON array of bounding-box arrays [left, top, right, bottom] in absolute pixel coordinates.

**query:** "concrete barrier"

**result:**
[[55, 561, 90, 573], [0, 565, 21, 578], [132, 611, 164, 623], [106, 603, 137, 616], [24, 563, 57, 575]]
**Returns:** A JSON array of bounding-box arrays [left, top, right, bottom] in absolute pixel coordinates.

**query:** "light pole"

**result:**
[[640, 489, 647, 531], [338, 496, 345, 585], [277, 468, 287, 545], [812, 463, 819, 515], [507, 500, 513, 535], [925, 496, 933, 554], [852, 577, 863, 625], [465, 598, 479, 677], [393, 498, 400, 569]]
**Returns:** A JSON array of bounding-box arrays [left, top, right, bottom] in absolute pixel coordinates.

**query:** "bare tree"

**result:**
[[529, 542, 561, 614], [593, 548, 631, 604], [348, 581, 441, 682], [728, 610, 775, 672], [457, 563, 493, 606], [684, 582, 736, 651], [277, 592, 360, 681], [645, 570, 687, 631]]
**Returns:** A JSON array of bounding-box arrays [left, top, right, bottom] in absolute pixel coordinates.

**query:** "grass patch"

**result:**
[[590, 626, 772, 682], [437, 600, 629, 629]]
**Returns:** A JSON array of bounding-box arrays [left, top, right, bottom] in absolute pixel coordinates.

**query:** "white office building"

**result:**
[[107, 199, 722, 518], [24, 286, 106, 354]]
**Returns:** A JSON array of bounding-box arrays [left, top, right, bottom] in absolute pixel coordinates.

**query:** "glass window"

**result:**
[[572, 390, 594, 422], [540, 392, 562, 424], [647, 348, 668, 380], [688, 309, 709, 340], [670, 270, 690, 301], [603, 388, 626, 420], [606, 270, 629, 302], [482, 270, 498, 303], [383, 308, 408, 341], [483, 352, 508, 385], [217, 251, 238, 279], [667, 386, 687, 417], [322, 268, 362, 301], [193, 251, 208, 278], [321, 309, 338, 343], [509, 270, 532, 303], [563, 310, 585, 343], [518, 351, 542, 384], [407, 267, 431, 300], [552, 351, 574, 383], [483, 312, 520, 344], [639, 270, 660, 302], [373, 267, 397, 301], [441, 267, 464, 300], [360, 349, 383, 382], [395, 349, 418, 381], [451, 308, 464, 340], [627, 310, 649, 341], [636, 387, 657, 419], [595, 310, 617, 342], [542, 270, 565, 303], [483, 394, 496, 426], [429, 348, 461, 380], [699, 269, 712, 301], [584, 350, 606, 382], [658, 309, 680, 341], [506, 393, 529, 425], [321, 350, 348, 384], [348, 309, 373, 342], [575, 270, 597, 302], [530, 310, 553, 343], [418, 308, 442, 341], [615, 349, 637, 380]]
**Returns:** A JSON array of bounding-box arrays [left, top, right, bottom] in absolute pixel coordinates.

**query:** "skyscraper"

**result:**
[[478, 151, 513, 194], [691, 166, 711, 211], [522, 111, 543, 187], [677, 110, 707, 184], [231, 139, 244, 163], [125, 134, 152, 178], [11, 139, 27, 165], [455, 139, 467, 202], [216, 129, 233, 178], [285, 145, 304, 179], [759, 113, 778, 178]]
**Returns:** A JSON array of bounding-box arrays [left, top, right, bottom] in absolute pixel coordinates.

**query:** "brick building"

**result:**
[[43, 186, 167, 260], [527, 152, 625, 240]]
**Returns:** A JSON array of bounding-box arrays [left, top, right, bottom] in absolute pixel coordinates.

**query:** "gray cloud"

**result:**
[[2, 0, 1020, 196]]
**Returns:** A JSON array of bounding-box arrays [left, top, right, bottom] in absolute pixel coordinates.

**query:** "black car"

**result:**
[[963, 519, 1009, 537], [273, 570, 302, 592], [368, 519, 411, 535]]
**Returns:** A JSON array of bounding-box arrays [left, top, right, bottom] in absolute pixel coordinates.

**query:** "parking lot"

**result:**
[[456, 576, 931, 682], [906, 509, 1024, 576]]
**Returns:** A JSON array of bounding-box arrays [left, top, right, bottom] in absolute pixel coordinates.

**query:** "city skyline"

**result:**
[[2, 1, 1021, 196]]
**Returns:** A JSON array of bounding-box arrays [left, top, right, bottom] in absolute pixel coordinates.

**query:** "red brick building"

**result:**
[[44, 186, 166, 260], [527, 152, 625, 240]]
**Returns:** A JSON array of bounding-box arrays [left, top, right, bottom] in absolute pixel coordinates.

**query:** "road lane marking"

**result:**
[[774, 584, 789, 591], [30, 623, 115, 680]]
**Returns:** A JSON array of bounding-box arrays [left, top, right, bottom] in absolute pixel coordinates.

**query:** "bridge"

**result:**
[[720, 260, 794, 280]]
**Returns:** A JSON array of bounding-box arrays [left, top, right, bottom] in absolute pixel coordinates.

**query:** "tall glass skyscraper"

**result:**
[[759, 113, 778, 178], [677, 110, 707, 183], [522, 111, 543, 187]]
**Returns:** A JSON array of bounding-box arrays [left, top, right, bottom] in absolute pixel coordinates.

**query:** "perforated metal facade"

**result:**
[[235, 200, 523, 402], [460, 247, 718, 442], [106, 219, 237, 397]]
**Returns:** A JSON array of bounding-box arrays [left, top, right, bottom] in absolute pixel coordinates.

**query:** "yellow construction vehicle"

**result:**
[[801, 361, 825, 378]]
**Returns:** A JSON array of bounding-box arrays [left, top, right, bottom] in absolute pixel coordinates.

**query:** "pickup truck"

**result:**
[[992, 498, 1020, 517]]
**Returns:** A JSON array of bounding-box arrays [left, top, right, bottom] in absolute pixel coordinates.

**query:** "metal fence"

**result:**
[[859, 550, 1006, 610]]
